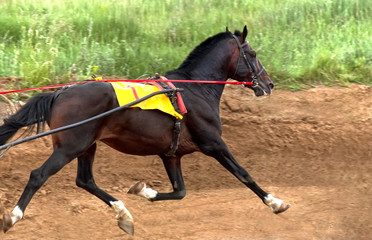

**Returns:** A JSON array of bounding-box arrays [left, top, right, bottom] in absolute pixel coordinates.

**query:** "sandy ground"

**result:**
[[0, 80, 371, 239]]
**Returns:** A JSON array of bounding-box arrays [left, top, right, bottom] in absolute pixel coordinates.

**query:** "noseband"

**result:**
[[232, 35, 265, 88]]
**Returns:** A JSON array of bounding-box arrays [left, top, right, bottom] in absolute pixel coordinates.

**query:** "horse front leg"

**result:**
[[202, 139, 290, 214], [127, 155, 186, 201]]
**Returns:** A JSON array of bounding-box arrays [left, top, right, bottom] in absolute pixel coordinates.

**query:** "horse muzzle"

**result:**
[[246, 81, 274, 96]]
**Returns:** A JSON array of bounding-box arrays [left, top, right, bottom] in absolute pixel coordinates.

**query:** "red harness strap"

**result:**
[[147, 75, 186, 156], [148, 75, 187, 115]]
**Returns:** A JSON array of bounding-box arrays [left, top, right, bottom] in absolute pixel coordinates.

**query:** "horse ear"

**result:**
[[226, 27, 230, 33], [242, 25, 248, 42]]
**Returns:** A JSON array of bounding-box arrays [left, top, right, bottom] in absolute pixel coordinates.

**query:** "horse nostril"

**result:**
[[269, 83, 274, 89]]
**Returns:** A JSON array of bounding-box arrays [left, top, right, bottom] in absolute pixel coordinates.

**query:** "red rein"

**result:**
[[0, 79, 253, 95]]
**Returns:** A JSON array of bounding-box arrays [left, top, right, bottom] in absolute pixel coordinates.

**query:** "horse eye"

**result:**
[[249, 51, 256, 57]]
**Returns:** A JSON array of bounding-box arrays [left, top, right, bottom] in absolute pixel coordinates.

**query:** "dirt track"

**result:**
[[0, 83, 371, 239]]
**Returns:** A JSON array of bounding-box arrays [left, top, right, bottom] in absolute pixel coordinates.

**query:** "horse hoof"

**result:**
[[127, 181, 158, 200], [264, 194, 290, 214], [127, 181, 146, 195], [273, 202, 291, 214], [110, 200, 134, 235], [2, 213, 13, 233], [118, 219, 134, 235]]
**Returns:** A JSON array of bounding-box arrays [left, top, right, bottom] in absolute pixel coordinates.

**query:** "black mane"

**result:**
[[173, 30, 242, 72]]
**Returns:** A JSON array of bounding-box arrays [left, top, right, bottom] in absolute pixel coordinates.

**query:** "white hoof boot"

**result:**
[[264, 194, 290, 214], [127, 181, 158, 200], [110, 200, 134, 235], [2, 205, 23, 233]]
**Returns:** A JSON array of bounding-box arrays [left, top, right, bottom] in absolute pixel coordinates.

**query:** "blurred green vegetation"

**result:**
[[0, 0, 371, 90]]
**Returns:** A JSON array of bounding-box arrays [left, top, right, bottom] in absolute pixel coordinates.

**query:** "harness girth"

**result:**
[[148, 74, 186, 157]]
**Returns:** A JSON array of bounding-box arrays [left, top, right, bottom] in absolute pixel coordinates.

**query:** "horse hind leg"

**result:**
[[75, 144, 134, 235], [127, 155, 186, 201], [2, 149, 73, 233]]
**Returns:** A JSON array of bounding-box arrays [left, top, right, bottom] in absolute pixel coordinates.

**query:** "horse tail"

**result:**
[[0, 92, 56, 146]]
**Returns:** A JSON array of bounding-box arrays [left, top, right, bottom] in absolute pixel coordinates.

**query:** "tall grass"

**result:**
[[0, 0, 371, 90]]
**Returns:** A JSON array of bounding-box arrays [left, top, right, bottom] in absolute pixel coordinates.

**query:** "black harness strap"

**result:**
[[158, 81, 184, 157], [232, 35, 266, 89], [148, 74, 184, 157], [166, 118, 182, 157]]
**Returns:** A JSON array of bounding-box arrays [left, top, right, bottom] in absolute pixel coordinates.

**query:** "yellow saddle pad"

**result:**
[[109, 82, 183, 119]]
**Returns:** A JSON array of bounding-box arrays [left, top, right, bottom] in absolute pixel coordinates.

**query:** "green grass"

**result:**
[[0, 0, 371, 90]]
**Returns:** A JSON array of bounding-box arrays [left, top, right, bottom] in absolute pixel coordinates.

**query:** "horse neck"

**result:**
[[168, 40, 235, 103]]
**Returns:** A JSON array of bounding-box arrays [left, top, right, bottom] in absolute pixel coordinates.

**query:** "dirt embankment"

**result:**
[[0, 80, 371, 239]]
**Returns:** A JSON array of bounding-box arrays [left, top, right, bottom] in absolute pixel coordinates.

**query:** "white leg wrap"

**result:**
[[110, 200, 134, 235], [110, 200, 133, 222], [127, 182, 158, 200], [264, 194, 284, 212], [10, 205, 23, 225], [137, 185, 158, 199]]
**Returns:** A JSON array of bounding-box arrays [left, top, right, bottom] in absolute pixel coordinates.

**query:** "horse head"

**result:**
[[229, 26, 274, 96]]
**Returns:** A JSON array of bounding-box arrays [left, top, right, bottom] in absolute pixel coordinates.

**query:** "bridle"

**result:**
[[232, 35, 266, 88]]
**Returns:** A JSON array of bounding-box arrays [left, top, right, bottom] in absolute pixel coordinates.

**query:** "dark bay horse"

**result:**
[[0, 26, 289, 235]]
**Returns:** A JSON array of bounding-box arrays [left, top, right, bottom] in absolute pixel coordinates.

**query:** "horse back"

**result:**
[[48, 81, 198, 156], [49, 82, 117, 129]]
